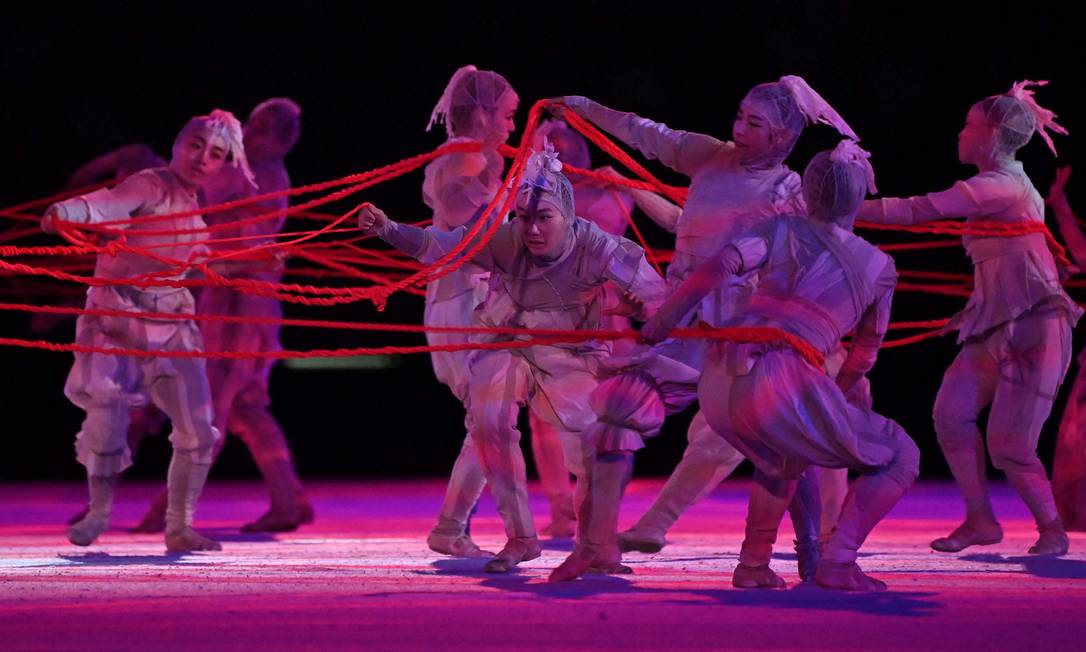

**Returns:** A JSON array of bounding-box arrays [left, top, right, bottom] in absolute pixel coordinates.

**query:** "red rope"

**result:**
[[4, 96, 1082, 359], [608, 188, 664, 277], [557, 110, 688, 207]]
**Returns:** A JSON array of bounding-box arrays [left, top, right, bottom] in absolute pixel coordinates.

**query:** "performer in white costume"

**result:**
[[857, 81, 1079, 556], [562, 77, 858, 578], [639, 140, 918, 591], [419, 66, 520, 558], [44, 109, 255, 552], [359, 143, 666, 575]]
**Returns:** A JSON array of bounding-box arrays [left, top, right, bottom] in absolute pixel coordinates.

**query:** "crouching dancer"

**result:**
[[639, 141, 919, 591]]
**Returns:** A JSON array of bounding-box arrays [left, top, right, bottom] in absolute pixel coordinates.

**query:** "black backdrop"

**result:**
[[2, 2, 1083, 481]]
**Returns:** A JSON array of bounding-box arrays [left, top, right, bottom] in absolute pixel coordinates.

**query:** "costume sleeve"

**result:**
[[857, 173, 1019, 226], [564, 96, 720, 176], [377, 219, 496, 270], [835, 258, 897, 392], [48, 172, 165, 230]]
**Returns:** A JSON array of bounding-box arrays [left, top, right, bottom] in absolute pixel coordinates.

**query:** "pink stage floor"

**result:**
[[1, 479, 1085, 651]]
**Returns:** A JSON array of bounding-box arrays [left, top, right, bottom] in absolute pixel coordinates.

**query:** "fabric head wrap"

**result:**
[[176, 109, 255, 187], [976, 80, 1067, 156], [803, 139, 876, 224], [518, 139, 576, 219], [740, 75, 859, 164], [427, 65, 516, 138]]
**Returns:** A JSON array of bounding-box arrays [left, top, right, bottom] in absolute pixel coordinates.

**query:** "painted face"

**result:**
[[733, 101, 777, 162], [485, 91, 519, 146], [515, 190, 569, 260], [958, 105, 994, 165], [170, 130, 229, 189]]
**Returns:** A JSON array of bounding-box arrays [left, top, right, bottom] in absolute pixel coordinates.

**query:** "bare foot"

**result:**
[[165, 527, 222, 552], [815, 561, 887, 592], [732, 563, 787, 589], [67, 514, 110, 546]]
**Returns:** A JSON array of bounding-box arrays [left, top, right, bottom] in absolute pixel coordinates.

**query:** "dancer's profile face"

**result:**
[[515, 191, 568, 260], [958, 106, 993, 165], [733, 101, 775, 161], [484, 91, 519, 146], [170, 130, 228, 189]]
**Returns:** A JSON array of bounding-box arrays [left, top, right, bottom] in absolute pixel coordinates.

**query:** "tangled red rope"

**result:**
[[0, 97, 1081, 364]]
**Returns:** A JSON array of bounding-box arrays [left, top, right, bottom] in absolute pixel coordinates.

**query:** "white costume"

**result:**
[[134, 99, 311, 534], [418, 66, 520, 557], [857, 82, 1079, 555], [371, 146, 666, 574], [564, 77, 858, 569], [49, 110, 252, 552], [526, 120, 642, 537], [641, 142, 918, 591]]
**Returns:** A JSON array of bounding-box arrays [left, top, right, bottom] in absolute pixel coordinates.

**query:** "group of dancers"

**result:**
[[40, 65, 1084, 592]]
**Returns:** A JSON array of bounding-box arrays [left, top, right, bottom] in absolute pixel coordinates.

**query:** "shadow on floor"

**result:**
[[37, 551, 209, 567], [960, 552, 1086, 579], [476, 573, 943, 617]]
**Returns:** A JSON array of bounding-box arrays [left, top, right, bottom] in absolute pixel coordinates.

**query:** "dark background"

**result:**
[[1, 2, 1083, 483]]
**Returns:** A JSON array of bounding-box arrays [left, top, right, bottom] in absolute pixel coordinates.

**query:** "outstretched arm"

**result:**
[[43, 173, 162, 234], [562, 96, 718, 176], [358, 202, 494, 269], [856, 173, 1018, 226], [65, 144, 162, 189]]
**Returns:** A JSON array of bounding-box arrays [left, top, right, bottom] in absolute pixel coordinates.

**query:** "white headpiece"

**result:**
[[829, 139, 877, 194], [426, 65, 515, 139], [427, 65, 478, 134], [518, 139, 576, 219], [778, 75, 859, 141], [1006, 80, 1068, 156], [178, 109, 256, 187], [804, 139, 876, 223]]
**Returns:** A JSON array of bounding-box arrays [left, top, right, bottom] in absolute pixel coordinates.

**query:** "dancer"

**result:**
[[134, 98, 311, 533], [857, 81, 1079, 555], [561, 77, 858, 575], [639, 140, 918, 591], [359, 143, 666, 574], [525, 120, 677, 537], [43, 109, 254, 551], [418, 66, 520, 557]]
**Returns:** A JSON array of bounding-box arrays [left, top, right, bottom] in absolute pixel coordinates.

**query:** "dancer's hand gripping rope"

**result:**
[[357, 202, 389, 234]]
